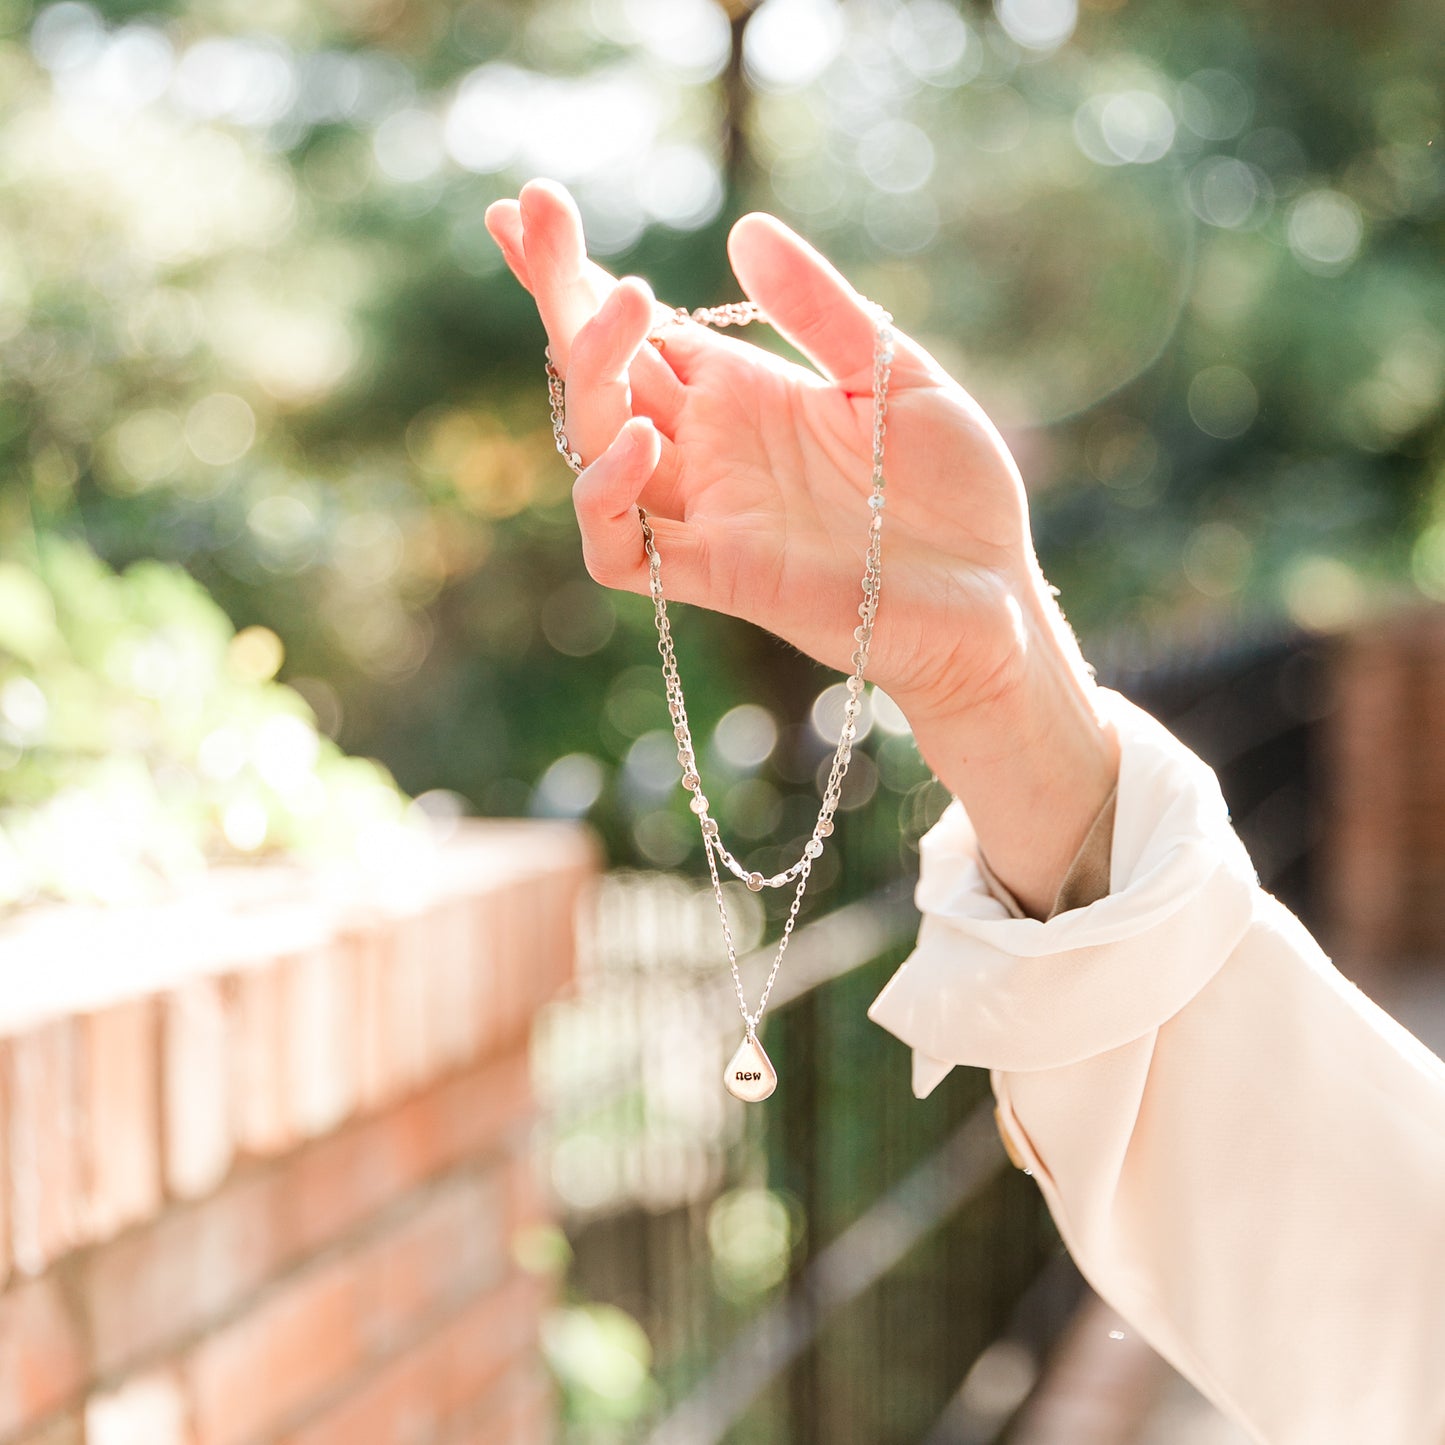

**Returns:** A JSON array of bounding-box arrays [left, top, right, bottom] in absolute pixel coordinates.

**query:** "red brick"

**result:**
[[0, 827, 582, 1445], [516, 877, 553, 1023], [422, 1045, 533, 1176], [79, 998, 162, 1243], [429, 1271, 546, 1418], [460, 1363, 556, 1445], [279, 1271, 544, 1445], [281, 1128, 400, 1265], [188, 1254, 361, 1445], [6, 1019, 81, 1275], [349, 917, 396, 1112], [467, 895, 500, 1065], [0, 1275, 87, 1437], [83, 1169, 285, 1376], [434, 1283, 552, 1438], [86, 1366, 189, 1445], [230, 962, 292, 1159], [511, 876, 548, 1032], [83, 1048, 530, 1378], [359, 1044, 529, 1203], [386, 908, 433, 1095], [499, 1143, 561, 1288], [354, 1171, 506, 1358], [1324, 605, 1445, 964], [162, 977, 233, 1200], [0, 1040, 10, 1286], [280, 1340, 433, 1445], [193, 1193, 522, 1445], [538, 860, 588, 1004], [86, 1115, 416, 1381], [428, 898, 481, 1074], [285, 1047, 530, 1260], [478, 883, 526, 1049], [284, 943, 358, 1139]]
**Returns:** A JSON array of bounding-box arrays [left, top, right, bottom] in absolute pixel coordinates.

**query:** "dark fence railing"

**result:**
[[1094, 616, 1336, 931], [543, 615, 1337, 1445]]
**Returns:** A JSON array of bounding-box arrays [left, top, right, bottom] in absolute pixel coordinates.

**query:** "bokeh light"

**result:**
[[185, 393, 256, 466], [707, 1187, 798, 1299], [1283, 555, 1367, 632], [713, 704, 779, 771], [1182, 520, 1252, 598], [743, 0, 844, 92], [811, 681, 873, 746], [1187, 157, 1271, 230], [1074, 87, 1176, 167], [1188, 366, 1259, 440], [1177, 68, 1252, 141], [532, 753, 607, 818], [1287, 190, 1365, 274], [995, 0, 1077, 52]]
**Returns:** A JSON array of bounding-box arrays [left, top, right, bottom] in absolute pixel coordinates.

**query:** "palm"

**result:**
[[488, 183, 1038, 713], [669, 343, 1026, 687]]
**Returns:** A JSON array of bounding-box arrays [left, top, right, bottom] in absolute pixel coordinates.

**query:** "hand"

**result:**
[[486, 180, 1119, 917], [485, 179, 1040, 726]]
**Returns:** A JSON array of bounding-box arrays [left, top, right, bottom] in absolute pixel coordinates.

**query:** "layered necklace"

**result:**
[[547, 299, 894, 1101]]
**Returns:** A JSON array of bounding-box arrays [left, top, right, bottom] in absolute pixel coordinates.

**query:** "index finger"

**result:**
[[517, 180, 604, 371], [485, 190, 685, 431]]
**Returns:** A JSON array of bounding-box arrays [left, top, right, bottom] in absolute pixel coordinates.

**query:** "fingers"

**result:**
[[483, 200, 534, 289], [566, 276, 658, 463], [726, 212, 942, 390], [485, 187, 685, 432], [518, 180, 595, 371], [573, 417, 702, 594]]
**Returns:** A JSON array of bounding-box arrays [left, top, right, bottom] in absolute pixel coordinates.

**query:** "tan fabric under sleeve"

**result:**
[[975, 782, 1118, 1169], [976, 780, 1118, 922]]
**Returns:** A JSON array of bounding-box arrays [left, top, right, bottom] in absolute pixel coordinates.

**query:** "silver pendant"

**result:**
[[724, 1030, 777, 1102]]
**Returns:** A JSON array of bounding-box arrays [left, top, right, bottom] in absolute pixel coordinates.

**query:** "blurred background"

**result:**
[[1, 0, 1442, 1440]]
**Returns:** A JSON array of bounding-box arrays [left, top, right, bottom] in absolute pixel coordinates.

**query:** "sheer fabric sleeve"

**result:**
[[866, 685, 1445, 1444]]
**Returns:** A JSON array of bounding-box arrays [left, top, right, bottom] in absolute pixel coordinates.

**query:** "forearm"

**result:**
[[903, 575, 1120, 920]]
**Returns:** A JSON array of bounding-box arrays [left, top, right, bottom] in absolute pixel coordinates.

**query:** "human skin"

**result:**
[[485, 179, 1120, 919]]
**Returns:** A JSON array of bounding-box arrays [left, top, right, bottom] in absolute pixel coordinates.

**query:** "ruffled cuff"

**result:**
[[867, 685, 1260, 1097]]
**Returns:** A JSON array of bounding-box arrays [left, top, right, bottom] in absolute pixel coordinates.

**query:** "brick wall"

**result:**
[[1322, 599, 1445, 972], [0, 823, 594, 1445]]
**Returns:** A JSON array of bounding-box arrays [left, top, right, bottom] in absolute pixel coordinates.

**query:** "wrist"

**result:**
[[901, 581, 1121, 919]]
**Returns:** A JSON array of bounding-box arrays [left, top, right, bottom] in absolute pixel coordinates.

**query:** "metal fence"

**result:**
[[535, 615, 1336, 1445]]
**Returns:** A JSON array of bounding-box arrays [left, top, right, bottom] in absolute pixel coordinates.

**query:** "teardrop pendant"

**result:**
[[724, 1030, 778, 1102]]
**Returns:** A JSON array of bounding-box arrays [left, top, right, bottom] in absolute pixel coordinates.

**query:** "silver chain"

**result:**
[[546, 299, 894, 1033]]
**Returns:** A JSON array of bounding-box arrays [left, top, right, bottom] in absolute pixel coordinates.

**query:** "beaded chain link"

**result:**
[[545, 299, 895, 1046]]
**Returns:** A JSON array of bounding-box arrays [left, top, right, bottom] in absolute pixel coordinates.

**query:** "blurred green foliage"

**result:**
[[543, 1301, 661, 1439], [0, 535, 409, 904], [0, 0, 1441, 900]]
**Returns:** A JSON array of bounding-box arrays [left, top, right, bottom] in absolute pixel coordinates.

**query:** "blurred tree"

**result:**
[[0, 0, 1440, 897]]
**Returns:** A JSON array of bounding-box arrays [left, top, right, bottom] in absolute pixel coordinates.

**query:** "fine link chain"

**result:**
[[545, 299, 895, 1033]]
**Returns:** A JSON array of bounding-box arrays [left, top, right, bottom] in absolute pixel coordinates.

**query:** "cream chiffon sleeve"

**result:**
[[866, 685, 1445, 1445]]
